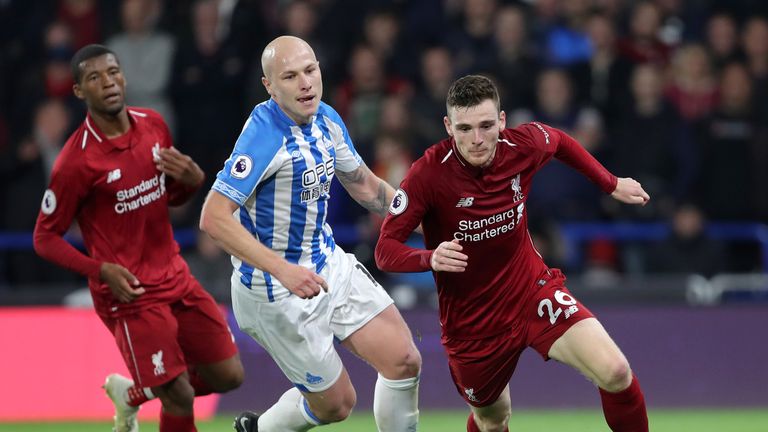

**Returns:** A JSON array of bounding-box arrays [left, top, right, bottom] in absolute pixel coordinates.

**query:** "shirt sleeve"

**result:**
[[375, 162, 434, 272], [320, 106, 363, 173], [517, 122, 617, 194], [212, 115, 282, 206], [551, 127, 617, 193], [33, 152, 102, 279]]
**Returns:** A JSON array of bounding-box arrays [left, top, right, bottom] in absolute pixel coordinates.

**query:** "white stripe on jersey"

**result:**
[[84, 117, 103, 142], [121, 319, 143, 388], [268, 145, 294, 256], [526, 229, 543, 259], [441, 149, 453, 163], [322, 114, 360, 172], [294, 126, 322, 270], [308, 122, 335, 260]]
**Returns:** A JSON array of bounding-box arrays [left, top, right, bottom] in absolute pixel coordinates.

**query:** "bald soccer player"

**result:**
[[200, 36, 421, 432]]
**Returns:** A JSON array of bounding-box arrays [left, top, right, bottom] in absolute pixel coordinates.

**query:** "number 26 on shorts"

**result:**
[[537, 290, 579, 325]]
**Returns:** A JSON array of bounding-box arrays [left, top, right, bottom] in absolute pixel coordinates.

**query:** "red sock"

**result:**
[[599, 373, 649, 432], [188, 369, 213, 397], [467, 413, 481, 432], [467, 413, 509, 432], [160, 411, 197, 432], [126, 385, 151, 407]]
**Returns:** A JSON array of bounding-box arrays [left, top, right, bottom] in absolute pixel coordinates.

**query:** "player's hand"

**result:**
[[155, 147, 205, 187], [100, 262, 145, 303], [430, 239, 468, 272], [274, 262, 328, 299], [611, 177, 650, 206]]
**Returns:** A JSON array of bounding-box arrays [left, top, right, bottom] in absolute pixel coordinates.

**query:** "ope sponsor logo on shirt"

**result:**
[[300, 158, 335, 204]]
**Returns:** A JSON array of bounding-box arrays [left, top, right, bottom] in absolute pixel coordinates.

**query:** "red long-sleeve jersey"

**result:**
[[376, 122, 617, 340], [33, 108, 200, 318]]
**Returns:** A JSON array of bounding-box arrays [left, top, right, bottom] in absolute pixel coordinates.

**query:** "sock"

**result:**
[[188, 369, 214, 397], [467, 412, 509, 432], [599, 373, 649, 432], [160, 411, 197, 432], [257, 387, 321, 431], [126, 385, 154, 407], [467, 413, 480, 432], [373, 374, 420, 432]]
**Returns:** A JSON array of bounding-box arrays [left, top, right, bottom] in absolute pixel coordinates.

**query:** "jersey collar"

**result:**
[[267, 98, 316, 130], [84, 108, 139, 150]]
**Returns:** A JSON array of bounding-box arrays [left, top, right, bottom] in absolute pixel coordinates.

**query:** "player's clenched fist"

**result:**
[[430, 239, 468, 272], [274, 262, 328, 299], [611, 177, 650, 205], [100, 262, 145, 303]]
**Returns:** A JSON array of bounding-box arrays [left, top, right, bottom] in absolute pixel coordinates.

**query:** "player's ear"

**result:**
[[261, 76, 273, 96], [443, 115, 453, 137], [72, 83, 85, 100], [499, 110, 507, 127]]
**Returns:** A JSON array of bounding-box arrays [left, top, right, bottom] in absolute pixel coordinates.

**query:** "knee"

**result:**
[[316, 391, 357, 423], [390, 347, 422, 379], [402, 348, 423, 377], [597, 358, 632, 392], [212, 364, 245, 393], [474, 409, 511, 432]]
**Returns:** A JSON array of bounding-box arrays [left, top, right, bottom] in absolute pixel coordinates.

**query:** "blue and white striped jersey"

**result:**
[[213, 99, 363, 302]]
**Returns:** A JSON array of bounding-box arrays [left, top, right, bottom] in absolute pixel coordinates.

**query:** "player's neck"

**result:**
[[90, 109, 131, 138]]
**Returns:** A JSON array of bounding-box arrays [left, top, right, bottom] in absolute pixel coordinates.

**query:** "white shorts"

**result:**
[[232, 246, 394, 392]]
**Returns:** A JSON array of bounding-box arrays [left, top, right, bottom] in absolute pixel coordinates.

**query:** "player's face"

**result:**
[[444, 99, 506, 168], [263, 47, 322, 125], [73, 54, 126, 116]]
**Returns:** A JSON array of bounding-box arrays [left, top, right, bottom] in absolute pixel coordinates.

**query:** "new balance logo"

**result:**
[[456, 197, 475, 207], [106, 169, 122, 184]]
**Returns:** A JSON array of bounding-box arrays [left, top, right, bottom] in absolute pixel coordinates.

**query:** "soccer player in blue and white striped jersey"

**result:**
[[200, 36, 421, 432]]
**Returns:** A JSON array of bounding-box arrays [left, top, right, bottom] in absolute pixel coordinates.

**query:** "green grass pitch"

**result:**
[[1, 409, 767, 431]]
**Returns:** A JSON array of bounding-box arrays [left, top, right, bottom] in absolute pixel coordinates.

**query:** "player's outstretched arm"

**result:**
[[199, 191, 327, 298], [611, 177, 650, 206], [336, 162, 395, 218]]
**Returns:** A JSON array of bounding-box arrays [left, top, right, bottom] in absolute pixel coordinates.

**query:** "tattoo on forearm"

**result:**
[[358, 181, 389, 217], [338, 165, 390, 216]]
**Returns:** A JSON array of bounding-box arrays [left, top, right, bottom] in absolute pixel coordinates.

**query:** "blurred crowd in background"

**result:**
[[1, 0, 767, 293]]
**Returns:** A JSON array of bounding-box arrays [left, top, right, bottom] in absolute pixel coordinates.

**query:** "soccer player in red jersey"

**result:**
[[33, 44, 244, 432], [376, 75, 650, 432]]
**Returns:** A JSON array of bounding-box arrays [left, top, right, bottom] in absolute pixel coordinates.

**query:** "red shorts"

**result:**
[[443, 269, 593, 407], [102, 278, 238, 388]]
